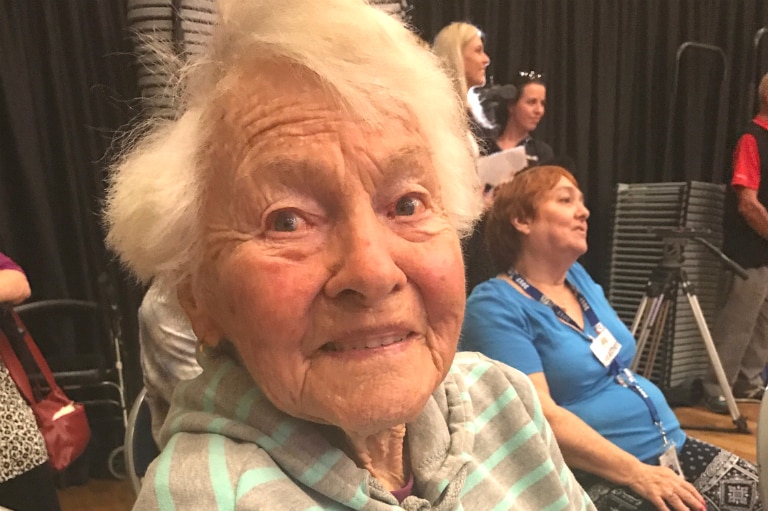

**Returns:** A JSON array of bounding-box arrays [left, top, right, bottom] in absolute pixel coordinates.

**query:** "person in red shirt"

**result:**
[[702, 72, 768, 413]]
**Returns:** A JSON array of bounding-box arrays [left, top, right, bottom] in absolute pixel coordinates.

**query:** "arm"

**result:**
[[735, 185, 768, 238], [528, 372, 703, 511], [0, 268, 31, 305]]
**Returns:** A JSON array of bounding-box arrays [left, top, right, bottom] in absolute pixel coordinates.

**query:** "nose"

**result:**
[[323, 214, 407, 305], [482, 52, 490, 66], [578, 201, 590, 219]]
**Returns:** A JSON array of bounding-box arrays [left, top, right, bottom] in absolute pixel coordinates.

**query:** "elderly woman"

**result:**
[[461, 165, 761, 511], [105, 1, 594, 509]]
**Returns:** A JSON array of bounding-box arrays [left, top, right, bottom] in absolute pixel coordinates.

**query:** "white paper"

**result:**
[[476, 146, 528, 187]]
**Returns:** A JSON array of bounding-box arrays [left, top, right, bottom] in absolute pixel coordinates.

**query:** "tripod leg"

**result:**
[[631, 295, 666, 373], [631, 296, 649, 337], [684, 291, 751, 433], [642, 300, 672, 379]]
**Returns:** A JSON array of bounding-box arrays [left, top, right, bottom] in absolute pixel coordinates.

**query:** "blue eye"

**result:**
[[270, 210, 302, 232], [393, 196, 421, 217]]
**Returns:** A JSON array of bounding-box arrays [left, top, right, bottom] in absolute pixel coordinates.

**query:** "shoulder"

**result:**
[[450, 352, 539, 405], [467, 277, 514, 304], [737, 122, 768, 149], [532, 137, 553, 151], [465, 278, 527, 322], [464, 277, 535, 330], [530, 138, 555, 160], [567, 261, 591, 281], [139, 431, 293, 509], [747, 117, 768, 134], [0, 252, 22, 272], [568, 262, 602, 292], [447, 354, 546, 442]]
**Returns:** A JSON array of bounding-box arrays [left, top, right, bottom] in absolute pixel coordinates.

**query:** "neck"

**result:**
[[512, 252, 570, 288], [342, 425, 408, 491], [497, 121, 528, 148]]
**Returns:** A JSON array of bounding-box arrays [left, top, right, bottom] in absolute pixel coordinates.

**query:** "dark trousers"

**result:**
[[574, 438, 761, 511], [0, 463, 61, 511]]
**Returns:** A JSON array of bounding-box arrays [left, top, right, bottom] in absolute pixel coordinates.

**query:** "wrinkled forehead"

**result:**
[[200, 59, 426, 171], [204, 61, 340, 151]]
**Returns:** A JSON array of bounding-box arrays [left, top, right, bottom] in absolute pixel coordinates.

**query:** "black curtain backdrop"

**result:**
[[410, 0, 768, 284], [0, 2, 144, 402], [3, 1, 768, 400]]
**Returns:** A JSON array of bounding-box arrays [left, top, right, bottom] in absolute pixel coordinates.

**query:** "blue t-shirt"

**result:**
[[460, 262, 685, 464]]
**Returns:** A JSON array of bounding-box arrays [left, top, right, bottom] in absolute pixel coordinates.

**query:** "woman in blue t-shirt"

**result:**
[[461, 165, 760, 511]]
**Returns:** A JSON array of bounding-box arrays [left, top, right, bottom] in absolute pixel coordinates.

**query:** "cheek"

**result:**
[[208, 250, 323, 358], [224, 258, 308, 318], [207, 252, 328, 404], [411, 238, 465, 342]]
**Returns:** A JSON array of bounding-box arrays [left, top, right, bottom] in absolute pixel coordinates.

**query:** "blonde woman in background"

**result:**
[[432, 21, 490, 146]]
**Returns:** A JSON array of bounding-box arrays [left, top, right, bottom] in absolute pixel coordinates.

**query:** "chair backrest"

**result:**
[[124, 387, 160, 495]]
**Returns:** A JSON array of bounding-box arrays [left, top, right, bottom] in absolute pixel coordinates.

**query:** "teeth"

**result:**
[[324, 334, 407, 352]]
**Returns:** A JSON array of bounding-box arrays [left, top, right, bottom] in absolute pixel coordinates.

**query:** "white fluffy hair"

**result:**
[[105, 0, 483, 285]]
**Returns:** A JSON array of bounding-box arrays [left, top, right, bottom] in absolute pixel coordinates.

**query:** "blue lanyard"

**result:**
[[507, 270, 601, 336], [507, 269, 670, 446]]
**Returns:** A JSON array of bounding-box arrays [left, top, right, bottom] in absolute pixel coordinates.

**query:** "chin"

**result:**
[[309, 365, 442, 436], [333, 401, 426, 438]]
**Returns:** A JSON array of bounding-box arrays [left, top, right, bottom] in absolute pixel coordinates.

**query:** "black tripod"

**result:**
[[629, 227, 751, 434]]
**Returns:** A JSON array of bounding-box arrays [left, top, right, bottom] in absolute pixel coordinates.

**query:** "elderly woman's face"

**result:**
[[185, 63, 465, 436]]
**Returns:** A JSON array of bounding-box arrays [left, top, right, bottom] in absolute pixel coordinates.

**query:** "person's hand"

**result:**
[[628, 463, 706, 511]]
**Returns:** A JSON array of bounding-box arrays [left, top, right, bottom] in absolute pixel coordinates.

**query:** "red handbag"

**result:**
[[0, 310, 91, 471]]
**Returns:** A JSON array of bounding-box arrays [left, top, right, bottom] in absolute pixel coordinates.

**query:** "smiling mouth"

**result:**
[[321, 333, 412, 352]]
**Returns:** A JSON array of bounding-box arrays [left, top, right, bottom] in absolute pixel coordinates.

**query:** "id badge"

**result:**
[[658, 442, 683, 476], [590, 329, 621, 367]]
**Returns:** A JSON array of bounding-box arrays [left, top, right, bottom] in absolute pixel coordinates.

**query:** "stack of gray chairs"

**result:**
[[607, 181, 725, 391]]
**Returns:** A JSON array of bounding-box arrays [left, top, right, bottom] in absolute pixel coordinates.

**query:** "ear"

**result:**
[[511, 214, 532, 235], [177, 277, 224, 348]]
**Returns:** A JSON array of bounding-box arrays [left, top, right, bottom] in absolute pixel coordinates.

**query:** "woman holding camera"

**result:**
[[483, 70, 554, 166]]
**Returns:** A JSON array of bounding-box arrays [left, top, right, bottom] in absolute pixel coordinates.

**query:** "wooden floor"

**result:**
[[674, 400, 760, 464], [59, 478, 134, 511], [57, 402, 763, 511]]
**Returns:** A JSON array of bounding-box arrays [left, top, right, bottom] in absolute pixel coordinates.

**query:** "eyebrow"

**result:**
[[381, 146, 431, 172]]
